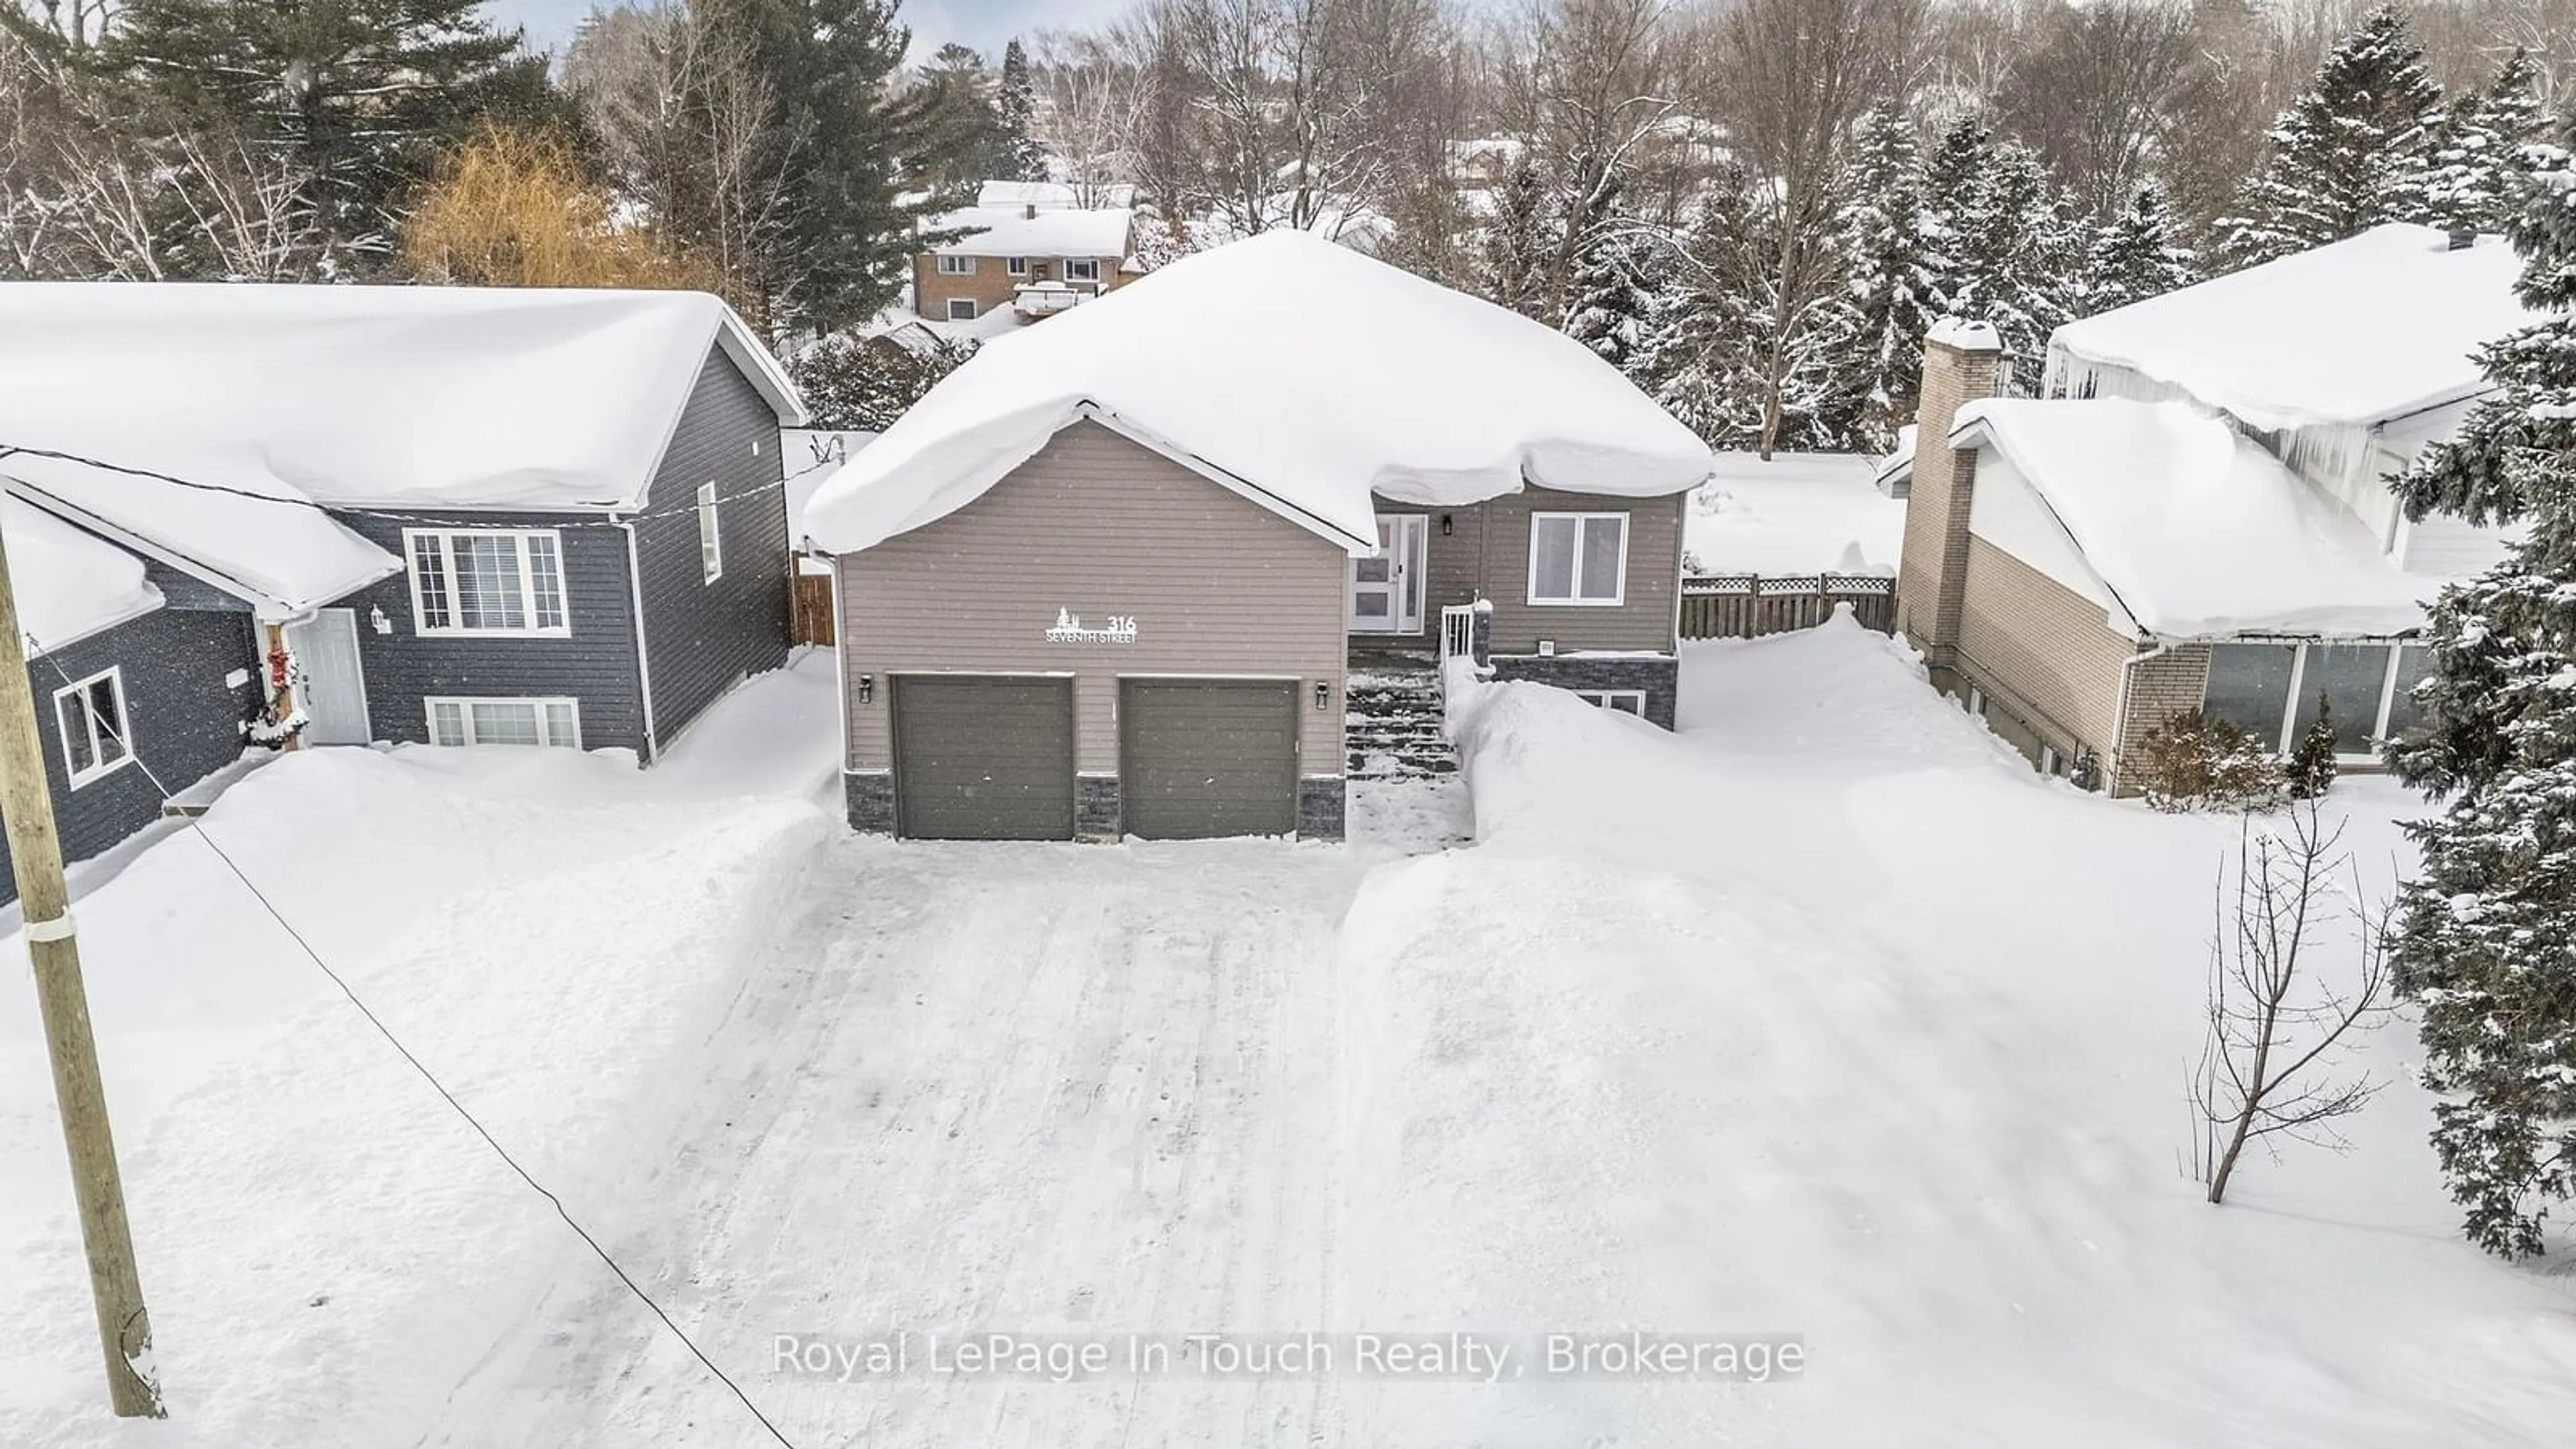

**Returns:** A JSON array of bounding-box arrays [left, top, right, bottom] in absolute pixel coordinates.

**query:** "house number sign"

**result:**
[[1045, 608, 1139, 645]]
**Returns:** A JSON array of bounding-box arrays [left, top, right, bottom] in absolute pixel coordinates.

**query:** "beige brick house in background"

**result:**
[[1891, 224, 2536, 794], [913, 181, 1138, 326]]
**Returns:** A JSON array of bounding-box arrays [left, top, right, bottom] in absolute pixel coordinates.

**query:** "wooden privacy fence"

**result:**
[[1680, 572, 1896, 641], [792, 569, 836, 646]]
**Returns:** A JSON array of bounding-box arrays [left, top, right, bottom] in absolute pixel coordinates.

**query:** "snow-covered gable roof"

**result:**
[[977, 180, 1137, 210], [1951, 398, 2439, 637], [2046, 224, 2538, 431], [0, 496, 164, 655], [0, 281, 804, 516], [928, 205, 1136, 259], [806, 231, 1715, 556]]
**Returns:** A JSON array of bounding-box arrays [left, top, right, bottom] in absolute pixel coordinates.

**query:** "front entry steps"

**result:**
[[1346, 664, 1454, 777]]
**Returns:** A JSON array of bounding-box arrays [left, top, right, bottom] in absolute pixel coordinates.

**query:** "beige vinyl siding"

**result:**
[[1366, 498, 1487, 637], [837, 419, 1349, 774], [1375, 486, 1682, 654], [1954, 535, 2136, 765]]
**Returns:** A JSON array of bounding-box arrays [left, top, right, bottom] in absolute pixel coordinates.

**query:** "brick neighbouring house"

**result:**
[[1888, 223, 2538, 794], [913, 182, 1138, 327]]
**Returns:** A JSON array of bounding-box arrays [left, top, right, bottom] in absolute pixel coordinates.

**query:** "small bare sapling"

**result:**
[[2191, 800, 2396, 1204]]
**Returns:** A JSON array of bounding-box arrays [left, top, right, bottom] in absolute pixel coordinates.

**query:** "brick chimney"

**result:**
[[1894, 318, 2003, 686]]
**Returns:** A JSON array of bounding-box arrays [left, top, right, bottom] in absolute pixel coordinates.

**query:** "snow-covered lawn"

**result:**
[[1685, 450, 1902, 576], [7, 631, 2573, 1446]]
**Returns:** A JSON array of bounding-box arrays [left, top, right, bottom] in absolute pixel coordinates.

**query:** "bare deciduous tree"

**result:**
[[2191, 800, 2397, 1205], [564, 2, 796, 327]]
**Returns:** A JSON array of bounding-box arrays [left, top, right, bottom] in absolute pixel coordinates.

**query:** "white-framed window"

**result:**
[[1006, 256, 1028, 276], [696, 480, 723, 583], [1065, 258, 1102, 283], [1527, 512, 1629, 606], [425, 696, 583, 749], [946, 298, 978, 321], [52, 667, 132, 788], [936, 254, 976, 276], [1573, 689, 1646, 716], [404, 529, 569, 637]]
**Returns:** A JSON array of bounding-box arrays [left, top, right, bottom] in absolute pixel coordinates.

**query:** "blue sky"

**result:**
[[484, 0, 1134, 59]]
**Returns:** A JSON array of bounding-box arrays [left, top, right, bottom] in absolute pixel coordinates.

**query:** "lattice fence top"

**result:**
[[1683, 573, 1895, 597]]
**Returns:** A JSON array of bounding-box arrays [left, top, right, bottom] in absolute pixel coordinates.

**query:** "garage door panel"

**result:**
[[1121, 679, 1299, 839], [892, 676, 1075, 840]]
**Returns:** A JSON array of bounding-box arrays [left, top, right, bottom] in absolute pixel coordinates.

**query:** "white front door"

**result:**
[[1350, 514, 1428, 635], [284, 607, 372, 745]]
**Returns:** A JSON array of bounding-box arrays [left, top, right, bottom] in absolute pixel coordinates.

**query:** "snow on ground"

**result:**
[[9, 632, 2573, 1447], [1686, 451, 1903, 576], [1368, 616, 2576, 1445]]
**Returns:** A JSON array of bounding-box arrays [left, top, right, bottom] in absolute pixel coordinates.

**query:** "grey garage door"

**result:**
[[891, 675, 1075, 840], [1120, 678, 1300, 839]]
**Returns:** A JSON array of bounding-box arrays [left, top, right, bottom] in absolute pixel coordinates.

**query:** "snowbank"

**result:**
[[2047, 223, 2537, 430], [804, 231, 1714, 555], [1686, 452, 1903, 575], [1956, 397, 2439, 636], [0, 745, 831, 1447], [1354, 619, 2576, 1445]]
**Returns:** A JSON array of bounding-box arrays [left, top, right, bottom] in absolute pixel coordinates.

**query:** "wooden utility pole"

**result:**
[[0, 523, 164, 1417]]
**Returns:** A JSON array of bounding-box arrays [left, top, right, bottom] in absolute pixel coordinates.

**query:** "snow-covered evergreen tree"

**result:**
[[1644, 183, 1763, 447], [2214, 4, 2445, 270], [2428, 48, 2544, 236], [1562, 211, 1660, 374], [2086, 180, 2199, 315], [997, 38, 1046, 183], [2385, 107, 2576, 1260], [1835, 103, 1937, 449], [1480, 152, 1560, 322], [105, 0, 543, 268], [1936, 137, 2082, 382]]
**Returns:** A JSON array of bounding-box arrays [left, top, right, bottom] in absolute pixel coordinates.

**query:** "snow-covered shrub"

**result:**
[[2134, 709, 2284, 813], [792, 332, 977, 431]]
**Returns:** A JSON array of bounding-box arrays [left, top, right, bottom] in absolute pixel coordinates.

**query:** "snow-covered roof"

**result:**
[[977, 180, 1136, 210], [2047, 224, 2538, 431], [928, 205, 1135, 258], [0, 496, 164, 655], [1951, 398, 2438, 637], [806, 231, 1715, 556], [0, 450, 398, 618], [0, 282, 802, 516]]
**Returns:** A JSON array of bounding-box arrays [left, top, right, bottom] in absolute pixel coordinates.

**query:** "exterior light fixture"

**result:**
[[1314, 680, 1331, 711], [1440, 513, 1454, 536], [857, 673, 875, 704]]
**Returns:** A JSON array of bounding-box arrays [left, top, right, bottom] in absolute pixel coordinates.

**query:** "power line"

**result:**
[[21, 636, 802, 1449], [0, 441, 851, 535]]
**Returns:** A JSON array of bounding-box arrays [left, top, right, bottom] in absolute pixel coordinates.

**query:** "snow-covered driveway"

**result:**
[[12, 635, 2576, 1448], [451, 837, 1381, 1446]]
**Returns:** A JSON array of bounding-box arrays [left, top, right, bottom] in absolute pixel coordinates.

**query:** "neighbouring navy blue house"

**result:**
[[0, 281, 808, 888], [0, 281, 806, 771], [0, 504, 265, 904]]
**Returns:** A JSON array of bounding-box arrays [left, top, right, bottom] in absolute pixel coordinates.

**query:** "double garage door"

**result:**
[[890, 675, 1299, 840]]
